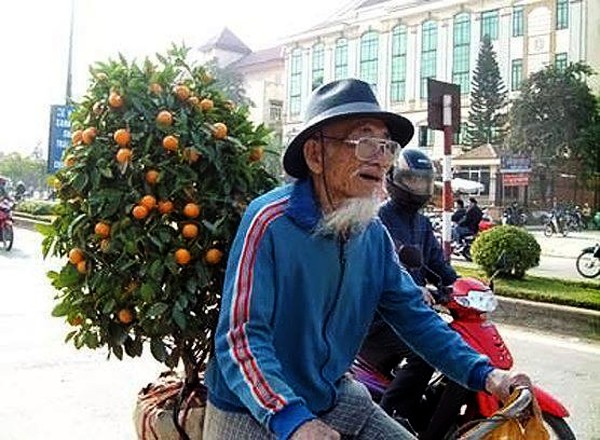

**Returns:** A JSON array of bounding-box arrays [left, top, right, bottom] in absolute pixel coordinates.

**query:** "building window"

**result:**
[[420, 20, 437, 99], [289, 48, 303, 117], [269, 100, 283, 122], [311, 43, 325, 90], [390, 25, 407, 102], [512, 7, 524, 37], [555, 52, 568, 70], [511, 59, 523, 91], [452, 13, 470, 95], [334, 38, 349, 80], [418, 126, 434, 147], [360, 30, 379, 91], [556, 0, 569, 30], [481, 10, 499, 40]]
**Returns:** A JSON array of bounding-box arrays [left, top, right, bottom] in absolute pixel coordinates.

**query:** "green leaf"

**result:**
[[185, 277, 198, 294], [84, 332, 99, 349], [148, 234, 165, 252], [58, 264, 81, 287], [113, 344, 124, 360], [140, 281, 158, 302], [67, 213, 88, 238], [149, 260, 164, 280], [102, 298, 117, 314], [146, 302, 169, 318], [165, 256, 179, 275], [176, 295, 189, 310], [150, 338, 167, 362], [51, 301, 70, 317], [103, 196, 121, 217], [99, 165, 113, 178], [124, 336, 142, 357], [172, 308, 187, 330], [74, 334, 84, 349], [35, 223, 54, 236], [108, 321, 128, 346], [156, 53, 167, 65], [201, 220, 217, 234], [71, 173, 89, 193], [65, 330, 78, 343]]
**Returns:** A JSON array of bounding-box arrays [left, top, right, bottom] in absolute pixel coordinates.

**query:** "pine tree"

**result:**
[[465, 35, 508, 149]]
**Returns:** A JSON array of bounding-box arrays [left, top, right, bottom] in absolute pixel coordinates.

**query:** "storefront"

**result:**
[[451, 144, 500, 206], [499, 156, 532, 205]]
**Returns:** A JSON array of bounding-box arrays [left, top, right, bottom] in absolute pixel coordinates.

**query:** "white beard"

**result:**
[[315, 196, 381, 237]]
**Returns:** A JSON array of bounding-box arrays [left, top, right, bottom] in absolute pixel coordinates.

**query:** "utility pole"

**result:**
[[427, 79, 461, 261], [65, 0, 75, 105], [442, 94, 453, 260]]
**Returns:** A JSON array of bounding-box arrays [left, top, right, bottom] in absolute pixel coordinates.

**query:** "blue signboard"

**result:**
[[47, 104, 74, 174], [500, 155, 532, 173]]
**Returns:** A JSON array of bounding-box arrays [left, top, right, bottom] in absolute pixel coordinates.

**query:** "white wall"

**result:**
[[242, 67, 284, 125]]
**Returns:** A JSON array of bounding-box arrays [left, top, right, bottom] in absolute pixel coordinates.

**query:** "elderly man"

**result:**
[[204, 79, 529, 440]]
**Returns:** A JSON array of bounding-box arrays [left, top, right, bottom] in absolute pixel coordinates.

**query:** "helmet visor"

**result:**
[[393, 168, 434, 196]]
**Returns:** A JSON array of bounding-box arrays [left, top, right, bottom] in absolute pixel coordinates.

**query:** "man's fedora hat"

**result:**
[[283, 78, 414, 179]]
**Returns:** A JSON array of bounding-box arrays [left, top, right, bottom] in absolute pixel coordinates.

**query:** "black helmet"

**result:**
[[386, 148, 434, 211]]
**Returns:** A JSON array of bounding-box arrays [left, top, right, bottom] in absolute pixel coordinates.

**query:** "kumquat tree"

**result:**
[[41, 45, 278, 379]]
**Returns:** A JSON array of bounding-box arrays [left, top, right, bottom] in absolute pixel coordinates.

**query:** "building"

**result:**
[[229, 47, 285, 143], [281, 0, 600, 161], [192, 28, 285, 142]]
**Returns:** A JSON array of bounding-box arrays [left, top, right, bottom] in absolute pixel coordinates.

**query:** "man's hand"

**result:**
[[485, 369, 533, 402], [291, 420, 340, 440], [420, 287, 435, 306]]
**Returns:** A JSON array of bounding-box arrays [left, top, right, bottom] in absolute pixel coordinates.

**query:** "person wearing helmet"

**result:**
[[358, 148, 459, 437], [0, 185, 14, 215]]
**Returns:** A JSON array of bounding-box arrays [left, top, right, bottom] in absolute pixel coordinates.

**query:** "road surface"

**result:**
[[0, 228, 598, 438]]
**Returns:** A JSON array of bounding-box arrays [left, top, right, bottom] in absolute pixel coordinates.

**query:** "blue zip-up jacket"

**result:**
[[378, 200, 457, 287], [205, 179, 492, 439]]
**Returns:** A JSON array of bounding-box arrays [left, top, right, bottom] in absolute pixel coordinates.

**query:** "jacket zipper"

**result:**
[[320, 234, 347, 408]]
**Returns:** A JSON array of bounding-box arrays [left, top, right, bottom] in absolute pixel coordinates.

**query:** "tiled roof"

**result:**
[[230, 46, 283, 69], [198, 27, 251, 54], [454, 144, 500, 160]]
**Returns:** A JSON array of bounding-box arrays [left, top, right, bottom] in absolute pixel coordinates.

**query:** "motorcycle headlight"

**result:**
[[455, 290, 498, 312]]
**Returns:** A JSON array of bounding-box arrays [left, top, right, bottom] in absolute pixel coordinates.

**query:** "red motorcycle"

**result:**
[[352, 252, 575, 439], [0, 207, 14, 251]]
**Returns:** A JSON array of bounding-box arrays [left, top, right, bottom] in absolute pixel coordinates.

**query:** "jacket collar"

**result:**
[[286, 178, 322, 231]]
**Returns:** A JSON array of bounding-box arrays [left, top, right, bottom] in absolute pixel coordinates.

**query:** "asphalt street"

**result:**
[[0, 228, 598, 439]]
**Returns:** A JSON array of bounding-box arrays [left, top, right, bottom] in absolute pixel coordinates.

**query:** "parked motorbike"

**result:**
[[576, 242, 600, 279], [351, 250, 575, 439], [501, 203, 527, 227], [544, 211, 568, 237], [0, 206, 14, 251], [451, 234, 474, 261], [563, 208, 585, 233]]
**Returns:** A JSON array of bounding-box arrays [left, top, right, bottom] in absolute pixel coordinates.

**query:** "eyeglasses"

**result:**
[[321, 135, 400, 161]]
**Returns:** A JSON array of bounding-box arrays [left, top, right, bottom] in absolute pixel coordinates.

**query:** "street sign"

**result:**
[[500, 155, 532, 173], [47, 105, 74, 174], [503, 173, 529, 186], [427, 79, 461, 131]]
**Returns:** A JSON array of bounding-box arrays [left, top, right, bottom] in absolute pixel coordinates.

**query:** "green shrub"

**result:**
[[471, 225, 541, 279], [15, 200, 57, 216]]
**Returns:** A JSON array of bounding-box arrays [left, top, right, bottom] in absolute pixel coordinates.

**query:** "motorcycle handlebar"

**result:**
[[458, 387, 533, 440]]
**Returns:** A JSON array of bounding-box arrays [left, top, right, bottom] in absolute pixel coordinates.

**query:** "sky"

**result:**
[[0, 0, 352, 158]]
